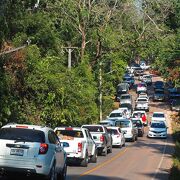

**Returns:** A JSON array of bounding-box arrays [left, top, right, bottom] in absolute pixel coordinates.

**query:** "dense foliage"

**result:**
[[0, 0, 179, 128]]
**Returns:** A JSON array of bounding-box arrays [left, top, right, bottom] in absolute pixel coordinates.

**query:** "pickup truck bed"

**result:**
[[54, 127, 97, 167], [82, 125, 113, 156]]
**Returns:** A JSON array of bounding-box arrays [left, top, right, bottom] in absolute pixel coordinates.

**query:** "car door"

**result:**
[[104, 127, 111, 148], [118, 128, 124, 145], [48, 131, 65, 171], [84, 129, 94, 156]]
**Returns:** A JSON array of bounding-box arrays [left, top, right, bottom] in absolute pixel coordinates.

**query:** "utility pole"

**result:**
[[61, 47, 78, 70], [99, 61, 102, 121]]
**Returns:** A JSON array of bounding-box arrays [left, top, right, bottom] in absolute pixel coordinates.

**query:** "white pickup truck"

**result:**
[[54, 127, 97, 167], [81, 125, 113, 156]]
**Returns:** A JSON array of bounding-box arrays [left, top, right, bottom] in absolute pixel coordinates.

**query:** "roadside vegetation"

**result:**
[[169, 113, 180, 180]]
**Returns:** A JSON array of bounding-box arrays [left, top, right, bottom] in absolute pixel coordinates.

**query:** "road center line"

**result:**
[[79, 147, 128, 178], [151, 139, 167, 180]]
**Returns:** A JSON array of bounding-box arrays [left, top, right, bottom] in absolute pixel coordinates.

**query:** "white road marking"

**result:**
[[151, 139, 167, 180]]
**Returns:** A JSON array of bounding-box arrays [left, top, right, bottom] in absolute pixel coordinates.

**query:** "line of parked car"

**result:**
[[0, 63, 178, 180]]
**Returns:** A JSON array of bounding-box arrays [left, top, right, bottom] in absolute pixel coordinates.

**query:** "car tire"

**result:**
[[108, 144, 113, 153], [58, 162, 67, 180], [131, 136, 135, 142], [102, 146, 107, 156], [80, 151, 88, 167], [90, 149, 98, 163]]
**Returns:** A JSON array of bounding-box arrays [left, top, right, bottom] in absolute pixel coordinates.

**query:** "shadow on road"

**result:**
[[68, 174, 127, 180]]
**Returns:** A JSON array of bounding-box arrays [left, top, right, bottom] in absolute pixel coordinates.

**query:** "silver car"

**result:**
[[115, 119, 138, 142], [119, 94, 132, 105], [0, 123, 67, 179]]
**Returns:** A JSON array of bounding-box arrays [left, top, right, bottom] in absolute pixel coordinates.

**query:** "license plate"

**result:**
[[10, 149, 24, 156]]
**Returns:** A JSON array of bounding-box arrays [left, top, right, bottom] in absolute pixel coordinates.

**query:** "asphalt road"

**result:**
[[66, 73, 175, 180]]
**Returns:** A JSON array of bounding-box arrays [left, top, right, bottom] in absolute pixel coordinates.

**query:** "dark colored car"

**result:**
[[123, 76, 135, 89], [131, 119, 144, 137], [168, 88, 180, 105], [153, 88, 166, 101], [171, 99, 180, 112], [134, 67, 144, 76], [116, 83, 129, 101], [154, 81, 164, 90]]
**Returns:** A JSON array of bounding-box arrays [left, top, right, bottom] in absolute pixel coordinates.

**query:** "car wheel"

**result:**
[[80, 151, 88, 167], [102, 146, 107, 156], [58, 162, 67, 180], [131, 136, 135, 142], [108, 144, 113, 153], [90, 149, 98, 163]]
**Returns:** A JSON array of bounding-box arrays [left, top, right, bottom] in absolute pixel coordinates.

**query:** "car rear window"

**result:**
[[153, 113, 165, 118], [115, 120, 131, 128], [132, 120, 142, 127], [82, 126, 103, 132], [107, 129, 118, 135], [109, 113, 122, 118], [121, 95, 130, 99], [133, 113, 142, 117], [55, 130, 84, 138], [137, 98, 147, 102], [0, 128, 45, 143]]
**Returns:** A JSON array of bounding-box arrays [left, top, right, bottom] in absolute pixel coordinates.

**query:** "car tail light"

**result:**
[[65, 127, 73, 130], [39, 143, 48, 154], [16, 125, 28, 128], [78, 142, 82, 152], [100, 135, 104, 142]]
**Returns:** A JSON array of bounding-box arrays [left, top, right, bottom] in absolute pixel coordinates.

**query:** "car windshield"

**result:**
[[132, 120, 142, 127], [144, 75, 151, 78], [82, 126, 103, 132], [109, 113, 122, 118], [137, 99, 147, 102], [121, 95, 130, 99], [138, 84, 146, 87], [153, 113, 165, 118], [133, 113, 142, 117], [151, 122, 166, 128], [155, 90, 164, 94], [55, 130, 84, 138], [0, 128, 45, 143], [115, 120, 131, 128], [120, 104, 132, 109], [155, 81, 164, 86]]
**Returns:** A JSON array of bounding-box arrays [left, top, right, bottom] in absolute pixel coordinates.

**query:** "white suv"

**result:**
[[0, 123, 67, 180]]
